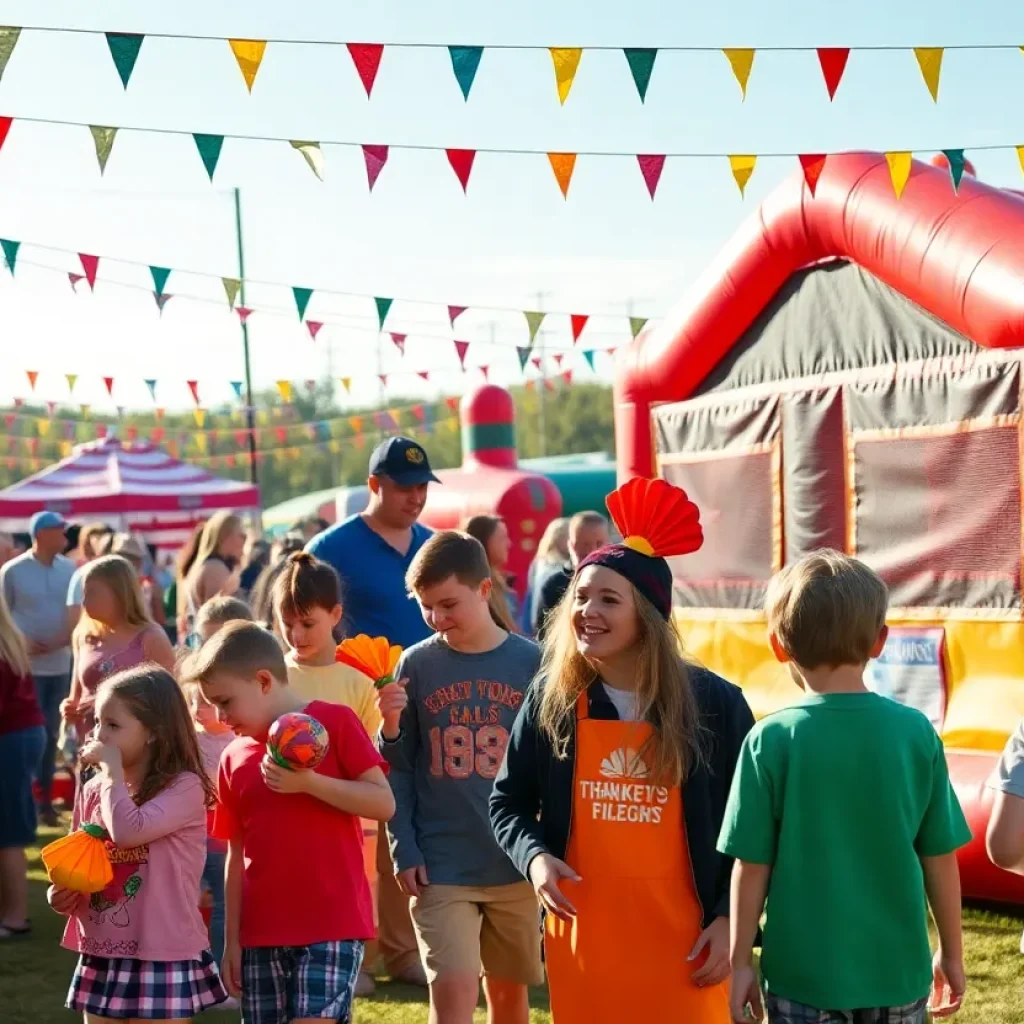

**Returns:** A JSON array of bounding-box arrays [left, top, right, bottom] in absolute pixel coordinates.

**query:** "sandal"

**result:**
[[0, 921, 32, 939]]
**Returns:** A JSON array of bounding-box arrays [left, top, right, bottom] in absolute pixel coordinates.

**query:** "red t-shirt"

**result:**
[[0, 659, 44, 737], [213, 700, 387, 948]]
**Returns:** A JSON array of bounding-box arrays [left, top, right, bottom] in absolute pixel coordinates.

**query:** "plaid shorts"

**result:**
[[766, 992, 930, 1024], [67, 950, 228, 1019], [242, 940, 364, 1024]]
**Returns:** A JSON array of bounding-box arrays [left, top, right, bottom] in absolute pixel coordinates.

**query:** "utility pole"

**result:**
[[535, 290, 551, 457], [233, 188, 258, 487]]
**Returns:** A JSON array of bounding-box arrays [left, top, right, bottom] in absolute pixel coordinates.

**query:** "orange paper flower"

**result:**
[[41, 823, 114, 894], [335, 634, 403, 688]]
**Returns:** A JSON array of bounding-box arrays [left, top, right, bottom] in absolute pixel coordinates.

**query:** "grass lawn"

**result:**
[[3, 825, 1020, 1023]]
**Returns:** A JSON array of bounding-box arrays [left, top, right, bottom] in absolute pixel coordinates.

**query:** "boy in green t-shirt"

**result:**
[[719, 550, 971, 1023]]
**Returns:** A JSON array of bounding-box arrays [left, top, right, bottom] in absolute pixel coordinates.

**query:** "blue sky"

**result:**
[[1, 0, 1023, 414]]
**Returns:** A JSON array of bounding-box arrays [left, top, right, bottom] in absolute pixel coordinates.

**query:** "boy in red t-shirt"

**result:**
[[181, 621, 394, 1024]]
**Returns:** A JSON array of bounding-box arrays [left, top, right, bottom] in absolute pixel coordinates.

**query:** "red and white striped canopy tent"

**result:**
[[0, 437, 260, 552]]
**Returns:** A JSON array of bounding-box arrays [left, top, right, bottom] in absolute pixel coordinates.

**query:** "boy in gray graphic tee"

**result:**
[[379, 530, 543, 1021]]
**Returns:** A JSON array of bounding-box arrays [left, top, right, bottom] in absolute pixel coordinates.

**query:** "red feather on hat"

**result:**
[[605, 477, 703, 559]]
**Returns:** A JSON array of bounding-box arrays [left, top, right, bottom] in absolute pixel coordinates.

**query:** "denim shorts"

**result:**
[[0, 725, 46, 847]]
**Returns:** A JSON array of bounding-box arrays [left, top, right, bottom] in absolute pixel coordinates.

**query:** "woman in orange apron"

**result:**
[[490, 478, 755, 1022]]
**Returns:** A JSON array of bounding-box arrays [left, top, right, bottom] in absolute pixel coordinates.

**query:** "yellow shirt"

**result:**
[[285, 655, 382, 738]]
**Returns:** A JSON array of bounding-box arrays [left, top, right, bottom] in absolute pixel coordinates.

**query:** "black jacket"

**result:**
[[530, 564, 572, 638], [489, 667, 754, 927]]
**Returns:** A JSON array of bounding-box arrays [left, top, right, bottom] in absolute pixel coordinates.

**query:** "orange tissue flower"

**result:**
[[335, 634, 403, 688]]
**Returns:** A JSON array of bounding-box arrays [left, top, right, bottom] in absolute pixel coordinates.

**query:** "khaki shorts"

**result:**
[[409, 881, 544, 985]]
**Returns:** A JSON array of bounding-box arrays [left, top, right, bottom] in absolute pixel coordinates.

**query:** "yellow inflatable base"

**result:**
[[677, 614, 1024, 752]]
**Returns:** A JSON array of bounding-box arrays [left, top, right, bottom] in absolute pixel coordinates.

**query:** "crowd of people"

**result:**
[[0, 433, 1022, 1024]]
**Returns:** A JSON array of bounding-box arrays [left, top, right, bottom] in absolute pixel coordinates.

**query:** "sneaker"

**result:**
[[354, 973, 376, 997]]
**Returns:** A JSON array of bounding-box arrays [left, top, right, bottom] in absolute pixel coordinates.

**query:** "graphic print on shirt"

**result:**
[[579, 742, 669, 824], [425, 679, 524, 780], [84, 840, 148, 955]]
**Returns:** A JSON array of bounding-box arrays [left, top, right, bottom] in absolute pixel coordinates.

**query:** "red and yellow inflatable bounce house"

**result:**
[[614, 151, 1024, 902]]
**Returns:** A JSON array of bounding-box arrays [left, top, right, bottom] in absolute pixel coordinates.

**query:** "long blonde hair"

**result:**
[[537, 573, 704, 787], [192, 511, 243, 570], [535, 517, 569, 566], [0, 590, 30, 677], [76, 555, 151, 640]]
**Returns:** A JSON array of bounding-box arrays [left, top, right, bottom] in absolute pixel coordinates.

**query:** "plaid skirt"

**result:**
[[67, 950, 228, 1019]]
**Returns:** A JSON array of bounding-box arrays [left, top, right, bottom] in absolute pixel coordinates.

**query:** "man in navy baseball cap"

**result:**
[[368, 436, 441, 487]]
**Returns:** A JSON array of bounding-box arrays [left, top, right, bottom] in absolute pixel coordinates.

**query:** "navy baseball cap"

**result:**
[[30, 510, 68, 537], [369, 437, 441, 486]]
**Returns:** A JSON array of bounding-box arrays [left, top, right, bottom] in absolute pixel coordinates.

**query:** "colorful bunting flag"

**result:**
[[154, 292, 172, 313], [105, 32, 143, 89], [236, 306, 253, 324], [629, 317, 648, 339], [25, 370, 37, 391], [187, 380, 200, 405], [89, 126, 117, 174], [724, 48, 755, 100], [449, 46, 483, 100], [914, 47, 943, 103], [66, 373, 78, 393], [729, 154, 757, 197], [378, 374, 388, 388], [194, 409, 206, 429], [582, 349, 596, 371], [348, 43, 384, 98], [553, 353, 564, 368], [799, 154, 827, 197], [362, 145, 389, 191], [144, 379, 157, 401], [943, 149, 966, 192], [193, 134, 224, 181], [305, 320, 323, 340], [1, 238, 18, 273], [550, 48, 582, 104], [292, 286, 313, 320], [816, 47, 850, 100], [375, 296, 393, 329], [228, 39, 266, 92], [150, 266, 171, 297], [571, 315, 589, 343], [416, 371, 431, 381], [548, 152, 577, 198], [517, 347, 531, 371], [0, 27, 18, 84], [222, 277, 240, 308], [230, 381, 243, 399], [637, 154, 666, 199], [102, 376, 114, 396], [885, 151, 912, 199], [79, 253, 99, 290], [289, 140, 324, 180], [339, 377, 352, 393], [454, 340, 469, 369], [624, 48, 657, 101], [68, 272, 85, 291], [531, 356, 542, 371], [0, 115, 10, 153], [390, 332, 407, 355], [276, 380, 293, 404], [1017, 146, 1024, 177], [448, 305, 467, 326], [562, 370, 573, 386], [446, 148, 476, 192], [524, 310, 546, 344], [479, 366, 490, 381]]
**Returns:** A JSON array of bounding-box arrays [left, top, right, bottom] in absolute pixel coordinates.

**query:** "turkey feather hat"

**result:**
[[577, 477, 704, 619]]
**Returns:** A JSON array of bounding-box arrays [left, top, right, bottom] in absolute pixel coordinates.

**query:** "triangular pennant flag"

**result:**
[[153, 292, 172, 313], [0, 116, 11, 153], [362, 145, 389, 191], [339, 377, 352, 393], [582, 349, 596, 371], [816, 48, 850, 100], [305, 320, 323, 340], [25, 370, 37, 391], [79, 253, 99, 290], [194, 409, 206, 429], [0, 238, 19, 273], [479, 366, 490, 381], [375, 296, 393, 328], [548, 152, 577, 198], [150, 266, 171, 297], [193, 134, 224, 181], [637, 154, 666, 199], [799, 154, 827, 197], [549, 48, 582, 104], [624, 48, 657, 101], [187, 380, 200, 405], [553, 354, 564, 368], [68, 272, 85, 291], [390, 332, 407, 355], [531, 356, 543, 371], [228, 39, 266, 92], [562, 370, 573, 386], [724, 49, 755, 99], [517, 347, 531, 371], [943, 149, 966, 192], [914, 47, 943, 103], [89, 126, 117, 174], [446, 149, 476, 192], [571, 315, 589, 343], [292, 286, 313, 320], [102, 376, 114, 396], [105, 32, 143, 89], [885, 151, 912, 199], [1017, 146, 1024, 178], [629, 317, 648, 339], [525, 310, 546, 343], [230, 381, 243, 399], [445, 396, 460, 413], [236, 306, 253, 324], [447, 305, 468, 326], [729, 154, 757, 197], [144, 379, 157, 401], [379, 374, 388, 388], [289, 140, 324, 180], [417, 371, 431, 381], [454, 340, 470, 369], [276, 380, 293, 404], [449, 46, 483, 100], [66, 373, 78, 393], [222, 277, 240, 308], [348, 43, 384, 97], [0, 27, 18, 83]]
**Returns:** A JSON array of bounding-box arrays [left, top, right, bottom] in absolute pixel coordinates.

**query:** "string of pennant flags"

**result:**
[[0, 27, 1020, 104]]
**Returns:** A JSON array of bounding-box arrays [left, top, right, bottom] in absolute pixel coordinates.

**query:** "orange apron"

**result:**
[[544, 694, 731, 1023]]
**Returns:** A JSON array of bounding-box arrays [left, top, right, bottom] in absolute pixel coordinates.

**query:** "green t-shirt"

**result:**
[[717, 692, 971, 1011]]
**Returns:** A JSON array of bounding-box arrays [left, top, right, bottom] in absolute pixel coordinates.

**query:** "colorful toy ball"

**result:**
[[267, 712, 329, 771]]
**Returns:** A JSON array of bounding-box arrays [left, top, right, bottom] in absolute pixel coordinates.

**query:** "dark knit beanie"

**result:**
[[577, 545, 674, 619]]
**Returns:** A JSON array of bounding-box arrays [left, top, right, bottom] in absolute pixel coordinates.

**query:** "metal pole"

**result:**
[[233, 188, 258, 486]]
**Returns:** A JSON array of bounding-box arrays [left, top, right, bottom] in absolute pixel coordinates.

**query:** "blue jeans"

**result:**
[[203, 848, 226, 966], [33, 672, 70, 808]]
